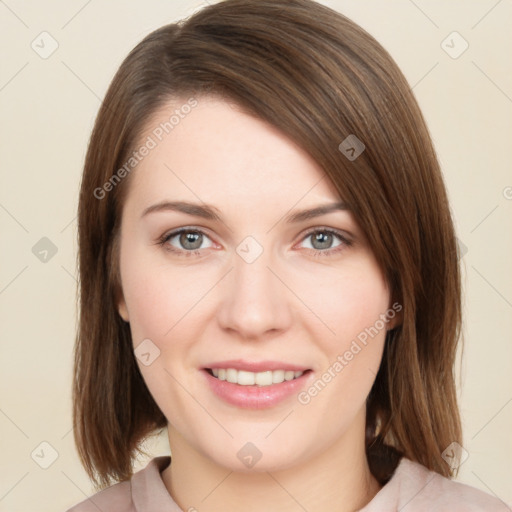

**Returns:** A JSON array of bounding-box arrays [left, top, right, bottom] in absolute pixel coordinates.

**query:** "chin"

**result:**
[[197, 433, 309, 474]]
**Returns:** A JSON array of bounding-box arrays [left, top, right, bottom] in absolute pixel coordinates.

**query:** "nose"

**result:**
[[216, 244, 293, 341]]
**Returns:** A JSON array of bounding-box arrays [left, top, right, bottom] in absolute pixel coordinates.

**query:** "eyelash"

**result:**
[[157, 227, 352, 258]]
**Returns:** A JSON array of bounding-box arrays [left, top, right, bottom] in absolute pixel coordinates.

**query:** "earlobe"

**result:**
[[387, 317, 398, 330], [387, 309, 403, 330], [117, 295, 130, 322]]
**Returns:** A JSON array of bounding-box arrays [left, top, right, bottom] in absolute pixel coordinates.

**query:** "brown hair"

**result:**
[[73, 0, 462, 490]]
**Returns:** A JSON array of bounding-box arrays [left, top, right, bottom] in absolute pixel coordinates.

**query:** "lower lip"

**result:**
[[203, 370, 312, 409]]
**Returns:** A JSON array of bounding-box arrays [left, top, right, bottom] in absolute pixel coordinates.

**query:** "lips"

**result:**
[[202, 360, 313, 409]]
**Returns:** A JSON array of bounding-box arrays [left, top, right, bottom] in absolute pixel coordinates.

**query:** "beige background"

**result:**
[[0, 0, 511, 510]]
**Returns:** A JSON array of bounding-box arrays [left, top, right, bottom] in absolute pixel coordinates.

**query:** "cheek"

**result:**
[[120, 247, 211, 344], [301, 257, 390, 346], [120, 257, 203, 427], [299, 259, 390, 400], [119, 248, 215, 414], [123, 272, 173, 342]]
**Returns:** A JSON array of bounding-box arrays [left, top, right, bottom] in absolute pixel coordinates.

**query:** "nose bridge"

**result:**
[[235, 240, 274, 298], [216, 236, 291, 338]]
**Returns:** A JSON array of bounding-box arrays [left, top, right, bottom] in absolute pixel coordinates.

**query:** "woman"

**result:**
[[66, 0, 506, 510]]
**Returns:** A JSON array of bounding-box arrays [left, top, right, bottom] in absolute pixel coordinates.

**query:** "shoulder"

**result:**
[[64, 456, 173, 512], [363, 457, 509, 512], [64, 480, 133, 512], [401, 459, 507, 511]]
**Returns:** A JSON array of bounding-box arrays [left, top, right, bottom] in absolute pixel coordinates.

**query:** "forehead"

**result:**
[[125, 96, 342, 212]]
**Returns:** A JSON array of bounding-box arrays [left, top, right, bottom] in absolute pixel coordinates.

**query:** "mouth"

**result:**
[[205, 368, 310, 387], [202, 362, 313, 409]]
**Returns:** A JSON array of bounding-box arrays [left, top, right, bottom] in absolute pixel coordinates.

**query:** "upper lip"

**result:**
[[204, 359, 310, 372]]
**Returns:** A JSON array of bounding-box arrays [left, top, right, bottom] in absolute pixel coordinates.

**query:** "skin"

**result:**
[[117, 96, 400, 512]]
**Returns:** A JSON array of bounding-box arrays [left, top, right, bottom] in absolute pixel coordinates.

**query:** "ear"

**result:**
[[117, 292, 130, 322], [385, 300, 403, 331], [387, 315, 400, 330]]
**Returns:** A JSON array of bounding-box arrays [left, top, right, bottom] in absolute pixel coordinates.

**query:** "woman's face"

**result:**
[[117, 96, 398, 472]]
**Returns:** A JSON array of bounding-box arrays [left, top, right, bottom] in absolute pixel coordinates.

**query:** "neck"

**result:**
[[162, 412, 381, 512]]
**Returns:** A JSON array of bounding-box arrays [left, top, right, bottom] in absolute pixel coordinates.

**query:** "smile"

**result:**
[[203, 366, 313, 409], [208, 368, 304, 387]]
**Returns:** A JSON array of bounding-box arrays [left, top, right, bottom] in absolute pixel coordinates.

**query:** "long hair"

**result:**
[[73, 0, 462, 489]]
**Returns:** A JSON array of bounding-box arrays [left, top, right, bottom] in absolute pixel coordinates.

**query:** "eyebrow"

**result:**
[[141, 200, 350, 223]]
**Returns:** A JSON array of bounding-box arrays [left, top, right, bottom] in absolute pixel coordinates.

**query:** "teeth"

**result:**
[[255, 371, 272, 386], [210, 368, 304, 386]]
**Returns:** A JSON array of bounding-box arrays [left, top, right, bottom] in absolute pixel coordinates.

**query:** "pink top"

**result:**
[[65, 455, 509, 511]]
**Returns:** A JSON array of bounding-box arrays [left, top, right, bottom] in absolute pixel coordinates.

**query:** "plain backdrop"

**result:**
[[0, 1, 511, 510]]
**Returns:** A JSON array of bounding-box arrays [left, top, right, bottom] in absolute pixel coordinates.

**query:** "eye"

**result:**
[[158, 228, 214, 256], [298, 228, 352, 257], [157, 226, 352, 258]]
